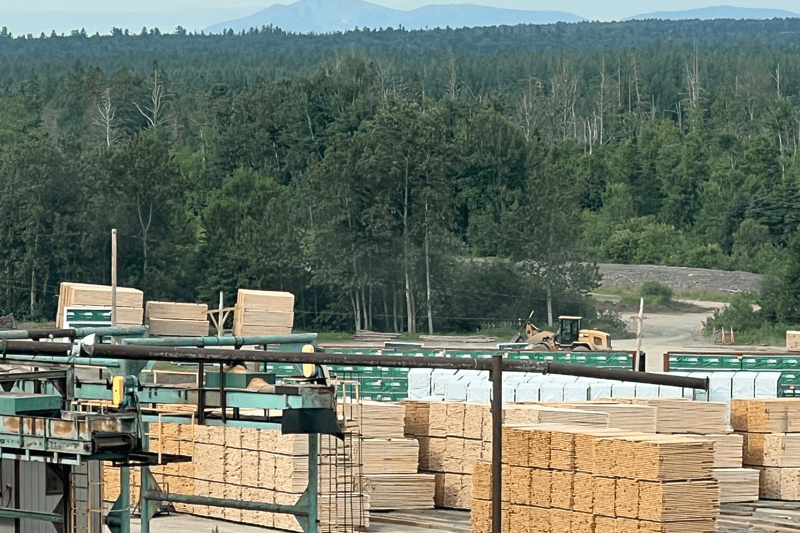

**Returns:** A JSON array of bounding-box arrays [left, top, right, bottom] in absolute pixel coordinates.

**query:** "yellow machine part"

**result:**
[[579, 329, 611, 349], [112, 375, 125, 405]]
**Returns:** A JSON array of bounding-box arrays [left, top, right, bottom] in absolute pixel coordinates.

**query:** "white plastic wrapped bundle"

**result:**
[[466, 381, 492, 402], [754, 372, 780, 398], [709, 371, 736, 402], [431, 369, 460, 396], [407, 368, 433, 400], [732, 372, 757, 399], [514, 382, 542, 402], [444, 380, 470, 401]]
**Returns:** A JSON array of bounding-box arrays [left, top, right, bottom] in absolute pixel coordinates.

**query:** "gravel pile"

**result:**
[[596, 263, 762, 294]]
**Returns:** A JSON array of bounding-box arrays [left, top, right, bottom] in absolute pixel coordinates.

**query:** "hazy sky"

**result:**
[[2, 0, 798, 35]]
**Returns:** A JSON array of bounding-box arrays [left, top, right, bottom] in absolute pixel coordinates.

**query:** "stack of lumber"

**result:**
[[676, 433, 743, 468], [617, 398, 731, 434], [357, 401, 435, 510], [788, 330, 800, 351], [504, 404, 610, 428], [103, 422, 368, 533], [357, 400, 406, 438], [56, 282, 143, 327], [559, 402, 658, 433], [353, 330, 402, 341], [734, 398, 800, 500], [712, 468, 760, 503], [233, 288, 294, 336], [470, 424, 720, 533], [145, 301, 209, 336]]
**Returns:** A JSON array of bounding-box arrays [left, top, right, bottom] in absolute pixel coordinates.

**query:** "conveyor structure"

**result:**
[[0, 326, 708, 533]]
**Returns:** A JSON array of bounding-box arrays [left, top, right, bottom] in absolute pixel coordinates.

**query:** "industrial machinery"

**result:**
[[512, 313, 611, 351]]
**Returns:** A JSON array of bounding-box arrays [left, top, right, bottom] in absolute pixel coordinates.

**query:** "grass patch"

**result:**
[[704, 322, 789, 347], [678, 289, 751, 303]]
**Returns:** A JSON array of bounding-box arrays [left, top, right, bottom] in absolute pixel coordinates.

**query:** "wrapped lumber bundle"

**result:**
[[713, 468, 759, 503], [233, 289, 294, 336], [57, 282, 143, 327], [145, 300, 209, 336], [362, 473, 435, 510]]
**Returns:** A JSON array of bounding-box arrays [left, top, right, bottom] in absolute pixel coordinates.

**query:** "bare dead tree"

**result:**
[[134, 65, 172, 129], [92, 88, 120, 148], [515, 76, 546, 141], [681, 46, 705, 115], [549, 62, 579, 142]]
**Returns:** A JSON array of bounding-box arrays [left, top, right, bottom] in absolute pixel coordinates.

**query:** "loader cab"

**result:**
[[556, 316, 582, 345]]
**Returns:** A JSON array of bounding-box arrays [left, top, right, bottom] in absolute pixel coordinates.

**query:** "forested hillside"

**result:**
[[1, 18, 799, 334]]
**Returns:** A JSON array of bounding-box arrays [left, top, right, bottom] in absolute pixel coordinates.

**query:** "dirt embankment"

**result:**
[[596, 263, 762, 294]]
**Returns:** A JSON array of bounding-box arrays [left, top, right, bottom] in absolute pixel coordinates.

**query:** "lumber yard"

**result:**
[[0, 282, 798, 533]]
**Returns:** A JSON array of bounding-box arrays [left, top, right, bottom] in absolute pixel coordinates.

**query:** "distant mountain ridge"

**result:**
[[205, 0, 585, 34], [626, 5, 800, 21]]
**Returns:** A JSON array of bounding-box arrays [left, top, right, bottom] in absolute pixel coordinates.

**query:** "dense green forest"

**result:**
[[1, 18, 800, 335]]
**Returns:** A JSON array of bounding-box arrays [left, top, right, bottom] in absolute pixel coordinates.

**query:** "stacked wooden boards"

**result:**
[[470, 425, 720, 533], [356, 401, 436, 510], [145, 301, 209, 336], [56, 282, 143, 327], [734, 398, 800, 500], [102, 422, 367, 533], [233, 289, 294, 336], [403, 400, 610, 511], [610, 397, 758, 503]]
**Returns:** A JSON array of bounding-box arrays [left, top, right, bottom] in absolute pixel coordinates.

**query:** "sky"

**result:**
[[1, 0, 798, 36]]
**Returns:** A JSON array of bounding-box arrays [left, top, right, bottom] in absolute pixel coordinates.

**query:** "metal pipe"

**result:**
[[0, 326, 147, 341], [308, 433, 319, 532], [121, 333, 318, 347], [491, 353, 502, 533], [78, 344, 709, 390], [0, 354, 120, 367], [141, 490, 310, 515], [120, 467, 130, 533], [141, 465, 150, 533]]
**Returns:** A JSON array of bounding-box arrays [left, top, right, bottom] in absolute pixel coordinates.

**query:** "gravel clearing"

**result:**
[[596, 263, 763, 294]]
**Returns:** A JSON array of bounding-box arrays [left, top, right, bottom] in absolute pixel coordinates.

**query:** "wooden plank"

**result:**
[[146, 317, 209, 337], [145, 301, 208, 321]]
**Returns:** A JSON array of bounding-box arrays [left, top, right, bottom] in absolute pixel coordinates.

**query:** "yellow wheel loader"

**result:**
[[511, 313, 611, 351]]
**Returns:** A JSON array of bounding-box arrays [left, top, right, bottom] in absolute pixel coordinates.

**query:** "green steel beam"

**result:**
[[140, 415, 282, 430], [73, 381, 334, 410], [0, 326, 147, 340], [0, 354, 121, 367], [122, 333, 317, 347], [0, 508, 64, 523]]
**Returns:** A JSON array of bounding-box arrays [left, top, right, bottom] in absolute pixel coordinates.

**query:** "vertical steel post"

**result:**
[[140, 466, 150, 533], [120, 467, 130, 533], [308, 433, 319, 533], [111, 229, 117, 328], [491, 353, 502, 533]]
